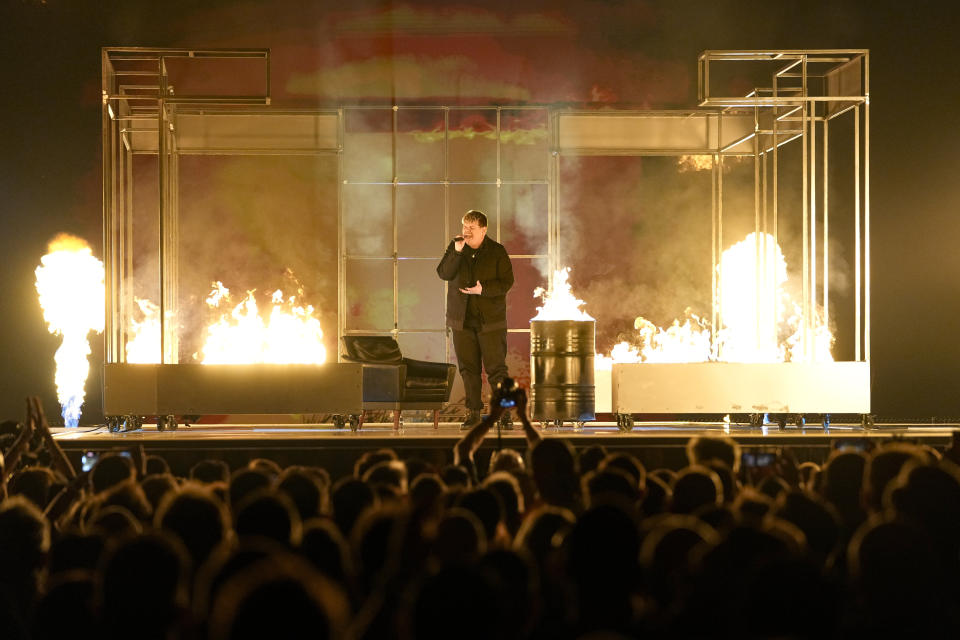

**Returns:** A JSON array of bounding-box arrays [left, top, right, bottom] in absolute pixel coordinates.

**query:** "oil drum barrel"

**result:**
[[530, 320, 595, 421]]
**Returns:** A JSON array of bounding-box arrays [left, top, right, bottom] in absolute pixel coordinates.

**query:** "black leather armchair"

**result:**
[[340, 335, 456, 430]]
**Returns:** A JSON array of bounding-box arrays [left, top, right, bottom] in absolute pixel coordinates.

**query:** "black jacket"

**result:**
[[436, 235, 514, 331]]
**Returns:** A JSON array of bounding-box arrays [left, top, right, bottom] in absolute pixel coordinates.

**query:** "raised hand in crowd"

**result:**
[[513, 384, 542, 449], [453, 388, 506, 478], [0, 410, 35, 484], [454, 381, 543, 485], [27, 395, 76, 479], [942, 431, 960, 467], [43, 465, 89, 525]]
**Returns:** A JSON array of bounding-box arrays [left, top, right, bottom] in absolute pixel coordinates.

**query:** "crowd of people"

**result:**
[[2, 391, 960, 639]]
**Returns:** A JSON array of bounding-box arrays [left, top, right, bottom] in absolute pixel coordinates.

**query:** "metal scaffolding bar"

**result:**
[[101, 48, 871, 420]]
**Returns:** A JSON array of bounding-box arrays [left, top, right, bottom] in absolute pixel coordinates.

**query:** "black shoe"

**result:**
[[497, 413, 514, 430], [460, 410, 482, 431]]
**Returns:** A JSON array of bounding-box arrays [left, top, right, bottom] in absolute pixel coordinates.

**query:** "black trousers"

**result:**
[[451, 327, 508, 411]]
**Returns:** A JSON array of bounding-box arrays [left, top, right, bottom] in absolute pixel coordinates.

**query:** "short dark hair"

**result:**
[[687, 435, 740, 472], [191, 459, 230, 484], [462, 210, 487, 228], [90, 453, 136, 494]]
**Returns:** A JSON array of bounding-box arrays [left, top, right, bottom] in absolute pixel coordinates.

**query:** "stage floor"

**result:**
[[51, 420, 957, 478], [53, 420, 957, 447]]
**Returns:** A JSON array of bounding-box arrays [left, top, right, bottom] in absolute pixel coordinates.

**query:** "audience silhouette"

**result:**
[[2, 393, 959, 638]]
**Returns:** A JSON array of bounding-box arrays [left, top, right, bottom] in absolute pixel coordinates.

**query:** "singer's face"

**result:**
[[461, 221, 486, 248]]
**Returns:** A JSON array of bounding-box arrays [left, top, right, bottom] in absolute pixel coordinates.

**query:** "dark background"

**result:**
[[2, 0, 957, 423]]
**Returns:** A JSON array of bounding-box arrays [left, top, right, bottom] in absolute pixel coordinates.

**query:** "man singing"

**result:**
[[437, 210, 514, 430]]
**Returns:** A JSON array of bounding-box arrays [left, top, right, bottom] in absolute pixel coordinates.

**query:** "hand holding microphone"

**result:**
[[454, 235, 465, 252]]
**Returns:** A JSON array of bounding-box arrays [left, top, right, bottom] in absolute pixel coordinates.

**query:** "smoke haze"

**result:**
[[2, 0, 959, 420]]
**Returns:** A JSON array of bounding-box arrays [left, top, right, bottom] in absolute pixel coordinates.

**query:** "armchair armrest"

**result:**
[[355, 362, 407, 402]]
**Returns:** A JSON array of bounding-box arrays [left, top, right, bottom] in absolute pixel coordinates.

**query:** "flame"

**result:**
[[786, 302, 834, 363], [34, 234, 104, 427], [532, 267, 593, 321], [124, 278, 327, 365], [594, 340, 641, 370], [199, 282, 327, 365], [610, 340, 642, 363], [635, 313, 713, 363], [677, 155, 750, 173], [715, 232, 787, 362], [412, 128, 548, 145], [595, 232, 833, 364], [125, 298, 161, 363], [717, 233, 834, 362], [205, 280, 229, 307], [677, 154, 714, 172]]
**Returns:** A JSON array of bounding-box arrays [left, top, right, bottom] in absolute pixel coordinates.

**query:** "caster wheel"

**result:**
[[106, 416, 121, 433], [861, 414, 875, 429], [157, 415, 178, 431], [750, 413, 764, 427], [348, 415, 360, 432], [332, 415, 346, 429], [822, 414, 831, 430], [794, 414, 806, 428], [553, 419, 564, 430], [615, 413, 634, 432], [121, 415, 143, 432], [777, 415, 787, 430], [574, 421, 585, 432]]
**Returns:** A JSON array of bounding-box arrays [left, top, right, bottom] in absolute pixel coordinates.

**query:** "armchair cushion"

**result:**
[[342, 336, 402, 364]]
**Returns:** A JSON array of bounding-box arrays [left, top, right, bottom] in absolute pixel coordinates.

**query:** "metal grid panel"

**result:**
[[339, 105, 551, 364]]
